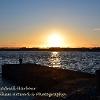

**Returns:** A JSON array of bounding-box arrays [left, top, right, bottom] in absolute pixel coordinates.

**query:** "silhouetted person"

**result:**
[[19, 58, 22, 64]]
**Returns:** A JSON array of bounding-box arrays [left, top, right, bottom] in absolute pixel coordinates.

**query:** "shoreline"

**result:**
[[0, 47, 100, 52], [1, 64, 96, 99]]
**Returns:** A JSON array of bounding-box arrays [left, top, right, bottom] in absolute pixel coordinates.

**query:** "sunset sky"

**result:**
[[0, 0, 100, 48]]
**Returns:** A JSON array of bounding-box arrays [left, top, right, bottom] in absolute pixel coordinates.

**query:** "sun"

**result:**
[[47, 32, 64, 47]]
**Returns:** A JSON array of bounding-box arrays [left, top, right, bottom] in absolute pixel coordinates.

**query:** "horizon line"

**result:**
[[0, 47, 100, 49]]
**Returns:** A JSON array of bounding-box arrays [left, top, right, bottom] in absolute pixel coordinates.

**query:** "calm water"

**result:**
[[0, 51, 100, 73]]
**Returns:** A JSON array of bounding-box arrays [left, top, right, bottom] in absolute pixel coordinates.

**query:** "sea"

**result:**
[[0, 51, 100, 99]]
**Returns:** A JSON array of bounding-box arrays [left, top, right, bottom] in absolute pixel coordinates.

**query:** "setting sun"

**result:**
[[47, 32, 65, 47]]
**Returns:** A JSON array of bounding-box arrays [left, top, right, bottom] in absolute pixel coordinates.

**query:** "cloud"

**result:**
[[93, 28, 100, 31]]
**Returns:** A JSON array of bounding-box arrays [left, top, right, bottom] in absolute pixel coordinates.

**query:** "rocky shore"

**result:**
[[2, 64, 97, 99]]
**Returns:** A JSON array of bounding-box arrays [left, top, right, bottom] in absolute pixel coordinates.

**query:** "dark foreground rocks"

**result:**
[[2, 64, 97, 99]]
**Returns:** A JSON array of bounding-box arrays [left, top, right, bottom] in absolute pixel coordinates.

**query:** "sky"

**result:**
[[0, 0, 100, 48]]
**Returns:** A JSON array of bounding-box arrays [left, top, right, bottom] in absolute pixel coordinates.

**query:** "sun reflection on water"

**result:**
[[49, 52, 61, 68]]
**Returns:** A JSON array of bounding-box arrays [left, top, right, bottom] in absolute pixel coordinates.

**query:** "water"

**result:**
[[0, 51, 100, 99], [0, 51, 100, 73]]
